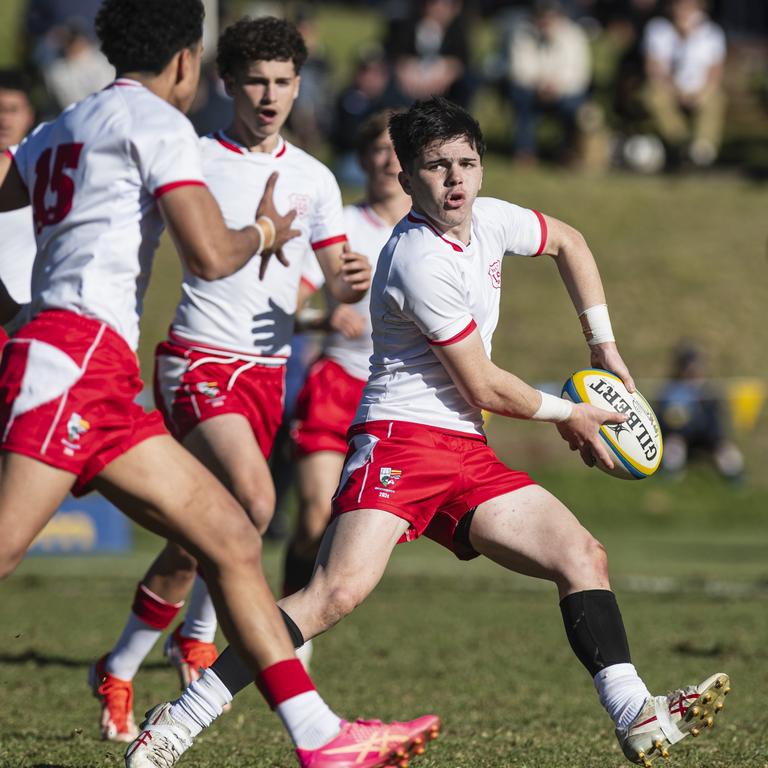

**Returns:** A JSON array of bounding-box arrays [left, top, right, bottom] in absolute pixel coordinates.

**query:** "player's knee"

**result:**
[[237, 485, 275, 535], [569, 533, 609, 582], [322, 581, 368, 625]]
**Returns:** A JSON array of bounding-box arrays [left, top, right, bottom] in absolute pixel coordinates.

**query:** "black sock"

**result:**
[[559, 589, 631, 678], [210, 610, 307, 697], [279, 607, 305, 648], [282, 542, 317, 597]]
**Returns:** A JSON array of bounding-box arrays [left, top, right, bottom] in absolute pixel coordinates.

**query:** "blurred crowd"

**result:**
[[3, 0, 767, 177]]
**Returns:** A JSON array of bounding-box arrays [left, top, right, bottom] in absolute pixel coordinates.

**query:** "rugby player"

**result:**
[[284, 110, 411, 666], [91, 16, 376, 740], [162, 97, 730, 767], [0, 3, 437, 767]]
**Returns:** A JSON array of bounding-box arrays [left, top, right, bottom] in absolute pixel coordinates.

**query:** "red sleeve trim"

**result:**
[[532, 209, 547, 256], [300, 276, 318, 293], [2, 149, 14, 162], [428, 319, 477, 347], [154, 179, 207, 199], [311, 234, 347, 251]]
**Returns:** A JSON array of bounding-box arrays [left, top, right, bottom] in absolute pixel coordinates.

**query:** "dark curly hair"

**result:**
[[217, 17, 308, 83], [96, 0, 204, 75], [389, 96, 486, 172]]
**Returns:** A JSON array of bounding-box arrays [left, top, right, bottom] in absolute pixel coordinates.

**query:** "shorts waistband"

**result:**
[[348, 419, 487, 444], [167, 328, 288, 366], [26, 310, 134, 357]]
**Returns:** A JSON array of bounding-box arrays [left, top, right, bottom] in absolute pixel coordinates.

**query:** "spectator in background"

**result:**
[[656, 343, 745, 483], [332, 48, 404, 187], [0, 70, 35, 153], [384, 0, 474, 108], [286, 6, 334, 152], [642, 0, 726, 168], [505, 0, 592, 163]]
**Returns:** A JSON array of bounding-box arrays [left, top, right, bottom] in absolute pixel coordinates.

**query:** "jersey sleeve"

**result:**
[[131, 110, 206, 199], [308, 165, 347, 251], [483, 198, 547, 257], [388, 250, 475, 345]]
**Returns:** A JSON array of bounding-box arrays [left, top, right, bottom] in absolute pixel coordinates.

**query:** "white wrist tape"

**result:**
[[256, 215, 276, 251], [579, 303, 615, 346], [532, 391, 574, 422], [249, 223, 264, 255]]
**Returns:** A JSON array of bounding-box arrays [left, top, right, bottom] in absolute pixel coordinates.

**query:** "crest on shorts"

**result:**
[[66, 412, 90, 443], [379, 467, 402, 487], [488, 259, 501, 289], [196, 381, 220, 399]]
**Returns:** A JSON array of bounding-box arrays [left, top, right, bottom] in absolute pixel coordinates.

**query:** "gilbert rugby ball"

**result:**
[[561, 369, 663, 480]]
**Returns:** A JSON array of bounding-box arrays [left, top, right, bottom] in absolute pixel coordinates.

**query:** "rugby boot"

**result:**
[[164, 624, 218, 688], [124, 702, 193, 768], [617, 672, 730, 766], [296, 714, 441, 768], [89, 654, 139, 742]]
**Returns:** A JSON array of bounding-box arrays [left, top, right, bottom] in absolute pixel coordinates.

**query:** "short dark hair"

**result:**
[[217, 17, 308, 83], [389, 96, 486, 171], [0, 69, 31, 95], [356, 108, 404, 155], [96, 0, 204, 75]]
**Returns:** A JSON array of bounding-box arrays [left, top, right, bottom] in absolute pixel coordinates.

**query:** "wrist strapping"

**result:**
[[579, 303, 615, 346], [532, 391, 573, 422], [256, 215, 276, 251]]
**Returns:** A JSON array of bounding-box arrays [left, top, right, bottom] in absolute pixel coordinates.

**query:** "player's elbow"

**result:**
[[185, 251, 227, 281], [463, 381, 497, 412]]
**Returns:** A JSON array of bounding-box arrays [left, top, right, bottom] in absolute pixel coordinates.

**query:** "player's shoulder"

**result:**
[[473, 196, 531, 222], [388, 217, 460, 280]]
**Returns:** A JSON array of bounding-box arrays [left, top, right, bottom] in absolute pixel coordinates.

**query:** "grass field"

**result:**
[[0, 3, 766, 767], [2, 468, 767, 768]]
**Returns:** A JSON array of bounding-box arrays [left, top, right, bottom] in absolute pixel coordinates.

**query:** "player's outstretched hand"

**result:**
[[557, 402, 628, 470], [330, 304, 366, 339], [340, 241, 372, 293], [590, 341, 636, 393], [256, 172, 300, 279]]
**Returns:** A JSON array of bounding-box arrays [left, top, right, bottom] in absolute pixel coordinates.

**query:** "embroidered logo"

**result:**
[[196, 381, 220, 399], [67, 413, 90, 443], [379, 467, 402, 487], [488, 259, 501, 289], [289, 193, 310, 218]]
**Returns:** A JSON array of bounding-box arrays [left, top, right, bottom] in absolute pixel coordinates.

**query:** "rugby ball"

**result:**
[[561, 369, 663, 480]]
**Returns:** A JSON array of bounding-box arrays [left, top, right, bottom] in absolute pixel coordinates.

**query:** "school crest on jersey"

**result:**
[[488, 259, 501, 289], [289, 193, 311, 218]]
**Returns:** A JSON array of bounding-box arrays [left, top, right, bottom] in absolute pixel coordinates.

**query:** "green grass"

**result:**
[[2, 470, 767, 767]]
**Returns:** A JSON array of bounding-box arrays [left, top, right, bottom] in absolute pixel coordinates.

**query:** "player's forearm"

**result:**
[[462, 362, 542, 419], [327, 275, 366, 304], [552, 227, 606, 315]]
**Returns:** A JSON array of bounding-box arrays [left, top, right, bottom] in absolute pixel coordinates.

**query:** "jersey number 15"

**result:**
[[32, 143, 84, 234]]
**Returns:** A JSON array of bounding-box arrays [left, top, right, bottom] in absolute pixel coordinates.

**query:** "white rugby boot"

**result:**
[[124, 702, 193, 768], [617, 672, 730, 766]]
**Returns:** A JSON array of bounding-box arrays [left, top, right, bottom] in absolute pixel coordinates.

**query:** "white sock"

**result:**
[[180, 576, 218, 642], [106, 614, 162, 680], [594, 663, 651, 730], [276, 690, 342, 749], [169, 668, 233, 737]]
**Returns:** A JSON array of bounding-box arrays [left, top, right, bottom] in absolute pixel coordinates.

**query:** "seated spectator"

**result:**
[[384, 0, 474, 108], [0, 70, 35, 153], [505, 0, 592, 163], [656, 343, 745, 483], [641, 0, 726, 168]]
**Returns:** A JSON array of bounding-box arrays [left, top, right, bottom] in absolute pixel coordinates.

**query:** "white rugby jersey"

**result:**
[[355, 198, 547, 435], [322, 204, 392, 381], [7, 79, 206, 350], [170, 131, 346, 362]]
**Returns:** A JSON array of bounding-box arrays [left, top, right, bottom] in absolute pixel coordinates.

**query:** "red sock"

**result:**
[[256, 658, 315, 709], [131, 582, 183, 630]]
